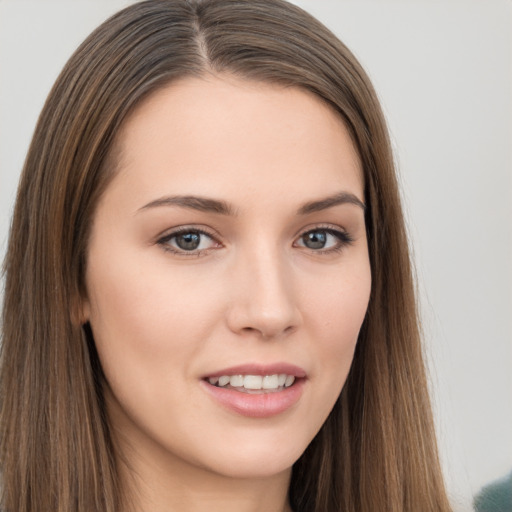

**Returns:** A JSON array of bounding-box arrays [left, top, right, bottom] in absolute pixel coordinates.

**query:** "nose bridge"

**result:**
[[227, 237, 300, 338]]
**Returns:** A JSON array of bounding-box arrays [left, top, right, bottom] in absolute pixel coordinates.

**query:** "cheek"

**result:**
[[304, 254, 371, 336], [303, 260, 371, 395], [84, 251, 222, 393], [328, 277, 370, 346]]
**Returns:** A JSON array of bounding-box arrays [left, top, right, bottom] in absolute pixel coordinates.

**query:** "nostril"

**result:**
[[225, 291, 301, 339], [239, 325, 296, 340]]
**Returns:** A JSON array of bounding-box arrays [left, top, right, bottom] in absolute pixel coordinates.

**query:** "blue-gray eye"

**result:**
[[297, 229, 350, 251], [302, 231, 328, 249], [160, 229, 216, 253], [175, 232, 201, 251]]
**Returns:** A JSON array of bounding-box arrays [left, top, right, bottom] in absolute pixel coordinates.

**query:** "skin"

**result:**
[[82, 75, 371, 512]]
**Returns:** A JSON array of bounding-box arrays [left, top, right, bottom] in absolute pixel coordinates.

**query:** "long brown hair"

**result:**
[[1, 1, 452, 511]]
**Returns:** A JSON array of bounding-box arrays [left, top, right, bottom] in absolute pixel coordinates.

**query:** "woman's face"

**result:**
[[83, 76, 371, 481]]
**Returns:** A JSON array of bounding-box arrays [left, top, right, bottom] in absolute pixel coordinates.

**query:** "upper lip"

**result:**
[[203, 363, 307, 379]]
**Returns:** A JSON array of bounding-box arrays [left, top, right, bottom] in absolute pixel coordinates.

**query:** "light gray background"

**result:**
[[1, 1, 511, 511]]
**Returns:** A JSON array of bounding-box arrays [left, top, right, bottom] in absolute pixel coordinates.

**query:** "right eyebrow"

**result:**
[[137, 195, 237, 216], [297, 191, 366, 215]]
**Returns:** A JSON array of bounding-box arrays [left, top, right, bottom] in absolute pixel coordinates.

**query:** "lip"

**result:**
[[200, 362, 307, 418], [203, 363, 307, 379]]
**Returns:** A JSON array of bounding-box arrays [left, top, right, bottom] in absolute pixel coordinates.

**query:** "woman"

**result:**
[[0, 0, 452, 511]]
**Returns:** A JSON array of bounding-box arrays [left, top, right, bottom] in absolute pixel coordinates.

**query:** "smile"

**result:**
[[201, 364, 306, 418], [207, 374, 296, 392]]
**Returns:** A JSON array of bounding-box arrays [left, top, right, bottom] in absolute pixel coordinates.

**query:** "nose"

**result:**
[[225, 246, 302, 340]]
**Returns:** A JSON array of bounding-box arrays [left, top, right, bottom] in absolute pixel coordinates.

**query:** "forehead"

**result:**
[[108, 75, 364, 209]]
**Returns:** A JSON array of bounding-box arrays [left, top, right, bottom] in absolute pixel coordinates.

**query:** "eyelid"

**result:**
[[156, 225, 223, 257], [293, 223, 349, 239], [293, 224, 354, 253]]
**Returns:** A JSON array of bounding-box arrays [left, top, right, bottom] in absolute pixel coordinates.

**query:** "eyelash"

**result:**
[[294, 226, 354, 254], [156, 225, 354, 257], [157, 226, 220, 258]]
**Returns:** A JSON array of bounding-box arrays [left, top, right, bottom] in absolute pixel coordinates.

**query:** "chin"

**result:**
[[190, 430, 311, 480], [202, 453, 299, 480]]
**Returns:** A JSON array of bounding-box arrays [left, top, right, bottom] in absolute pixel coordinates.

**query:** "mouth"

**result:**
[[201, 364, 306, 418], [205, 373, 298, 393]]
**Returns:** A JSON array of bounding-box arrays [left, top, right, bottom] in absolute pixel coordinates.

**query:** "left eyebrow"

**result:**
[[138, 195, 237, 216], [297, 192, 366, 215]]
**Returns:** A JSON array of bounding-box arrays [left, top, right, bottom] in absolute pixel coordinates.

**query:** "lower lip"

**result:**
[[201, 379, 305, 418]]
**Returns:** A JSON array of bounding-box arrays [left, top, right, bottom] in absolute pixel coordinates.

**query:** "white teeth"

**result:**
[[244, 375, 263, 389], [208, 373, 298, 390], [229, 375, 244, 387], [284, 375, 295, 387], [262, 374, 279, 389], [218, 375, 230, 387]]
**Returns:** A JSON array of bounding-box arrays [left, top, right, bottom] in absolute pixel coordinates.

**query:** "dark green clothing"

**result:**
[[474, 471, 512, 512]]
